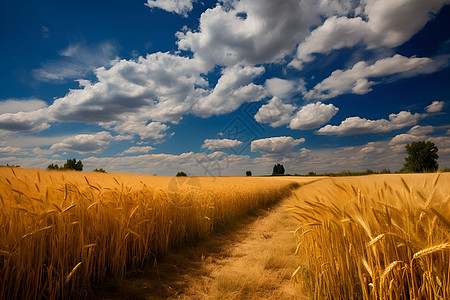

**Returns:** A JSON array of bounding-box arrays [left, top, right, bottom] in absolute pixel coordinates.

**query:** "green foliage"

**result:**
[[308, 171, 317, 176], [93, 168, 106, 173], [380, 168, 391, 174], [246, 170, 252, 176], [47, 159, 83, 171], [320, 169, 379, 177], [272, 164, 285, 176], [63, 159, 83, 171], [176, 171, 187, 177], [401, 141, 439, 173], [47, 163, 60, 170]]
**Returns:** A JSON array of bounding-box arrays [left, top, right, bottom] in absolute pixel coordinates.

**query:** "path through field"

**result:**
[[100, 182, 313, 300]]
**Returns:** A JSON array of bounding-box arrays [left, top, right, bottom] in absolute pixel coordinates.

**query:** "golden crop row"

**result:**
[[0, 167, 297, 299], [290, 173, 450, 299]]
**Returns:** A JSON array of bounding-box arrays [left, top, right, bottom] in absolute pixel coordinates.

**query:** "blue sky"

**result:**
[[1, 0, 449, 176]]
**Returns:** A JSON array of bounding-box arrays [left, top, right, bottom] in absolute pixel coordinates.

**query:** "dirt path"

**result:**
[[99, 198, 307, 300]]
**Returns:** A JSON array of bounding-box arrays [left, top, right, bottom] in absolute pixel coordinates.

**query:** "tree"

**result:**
[[380, 168, 391, 174], [176, 171, 187, 177], [47, 163, 60, 170], [246, 170, 252, 176], [63, 159, 83, 171], [308, 171, 316, 176], [272, 164, 285, 176], [93, 168, 106, 173], [401, 141, 438, 173]]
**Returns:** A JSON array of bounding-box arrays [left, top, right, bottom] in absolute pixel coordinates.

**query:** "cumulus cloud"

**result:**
[[0, 99, 47, 114], [121, 146, 155, 154], [192, 65, 266, 117], [425, 100, 445, 113], [48, 52, 208, 124], [254, 97, 296, 127], [33, 41, 117, 83], [364, 0, 449, 48], [50, 131, 122, 154], [0, 109, 50, 133], [176, 0, 324, 67], [289, 102, 339, 130], [145, 0, 196, 17], [202, 139, 243, 150], [317, 110, 422, 136], [0, 145, 22, 155], [291, 0, 450, 68], [0, 52, 207, 138], [291, 16, 370, 69], [251, 136, 305, 154], [389, 125, 435, 145], [264, 78, 298, 99], [254, 98, 338, 129], [305, 55, 445, 99], [3, 53, 269, 138], [112, 121, 170, 140]]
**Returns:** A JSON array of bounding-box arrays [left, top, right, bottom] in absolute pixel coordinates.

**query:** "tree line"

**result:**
[[244, 140, 441, 176], [43, 141, 441, 176]]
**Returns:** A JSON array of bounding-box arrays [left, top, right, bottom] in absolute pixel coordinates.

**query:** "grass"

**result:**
[[0, 167, 297, 299], [290, 173, 450, 299]]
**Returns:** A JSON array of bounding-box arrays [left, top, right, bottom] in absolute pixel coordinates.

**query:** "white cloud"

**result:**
[[317, 110, 422, 136], [0, 145, 21, 155], [291, 0, 450, 68], [122, 146, 155, 154], [50, 131, 120, 154], [48, 52, 208, 124], [389, 125, 434, 145], [0, 54, 264, 137], [33, 41, 117, 83], [192, 64, 266, 117], [176, 0, 324, 67], [305, 55, 444, 100], [291, 16, 370, 69], [254, 98, 338, 130], [289, 102, 339, 130], [251, 136, 305, 154], [264, 78, 298, 99], [112, 121, 170, 140], [0, 52, 206, 137], [0, 109, 50, 133], [364, 0, 449, 48], [254, 97, 296, 127], [425, 100, 445, 113], [0, 99, 47, 114], [202, 139, 243, 150], [145, 0, 196, 17]]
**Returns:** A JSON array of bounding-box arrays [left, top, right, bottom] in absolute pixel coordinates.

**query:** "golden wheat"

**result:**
[[290, 173, 450, 299], [0, 167, 297, 299]]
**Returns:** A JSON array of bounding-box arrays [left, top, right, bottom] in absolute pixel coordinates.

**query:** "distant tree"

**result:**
[[308, 171, 316, 176], [63, 159, 83, 171], [176, 171, 187, 177], [47, 163, 60, 170], [272, 164, 285, 176], [246, 170, 252, 176], [401, 141, 439, 173], [365, 169, 374, 175], [93, 168, 106, 173], [380, 168, 391, 174]]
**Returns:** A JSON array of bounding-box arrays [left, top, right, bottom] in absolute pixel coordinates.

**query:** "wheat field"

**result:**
[[0, 167, 297, 299], [290, 173, 450, 299]]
